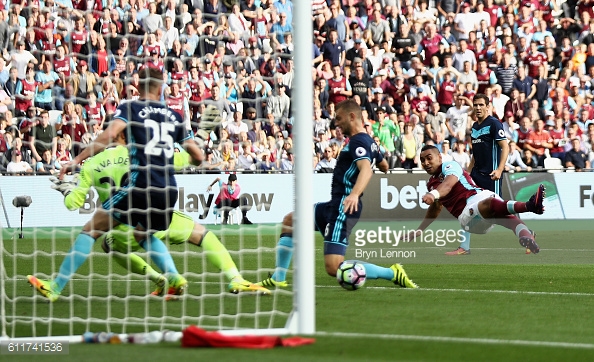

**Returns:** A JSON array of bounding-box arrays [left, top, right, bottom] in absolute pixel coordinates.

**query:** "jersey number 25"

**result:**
[[145, 120, 175, 158]]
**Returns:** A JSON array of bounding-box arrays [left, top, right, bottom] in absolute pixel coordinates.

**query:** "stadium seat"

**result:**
[[543, 157, 563, 173]]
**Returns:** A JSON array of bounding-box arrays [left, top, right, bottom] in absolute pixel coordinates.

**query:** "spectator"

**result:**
[[315, 146, 337, 173], [6, 149, 33, 174], [445, 95, 472, 143], [425, 102, 447, 150], [452, 140, 471, 170], [401, 122, 420, 169], [565, 138, 591, 171], [29, 111, 57, 164], [525, 119, 553, 167], [36, 149, 58, 174], [505, 141, 532, 172]]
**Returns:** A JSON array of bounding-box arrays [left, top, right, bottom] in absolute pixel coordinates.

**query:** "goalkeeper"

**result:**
[[28, 133, 269, 301]]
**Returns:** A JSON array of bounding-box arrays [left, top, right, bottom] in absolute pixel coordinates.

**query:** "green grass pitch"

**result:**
[[2, 220, 594, 361]]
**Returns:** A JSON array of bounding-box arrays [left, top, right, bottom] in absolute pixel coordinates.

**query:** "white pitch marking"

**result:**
[[316, 331, 594, 350], [316, 284, 594, 297]]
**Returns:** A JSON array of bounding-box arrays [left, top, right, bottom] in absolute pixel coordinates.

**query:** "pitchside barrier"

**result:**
[[0, 173, 591, 228]]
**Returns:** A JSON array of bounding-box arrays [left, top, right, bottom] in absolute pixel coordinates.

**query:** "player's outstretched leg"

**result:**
[[480, 184, 545, 254], [102, 230, 167, 288], [197, 230, 270, 294], [340, 260, 418, 288]]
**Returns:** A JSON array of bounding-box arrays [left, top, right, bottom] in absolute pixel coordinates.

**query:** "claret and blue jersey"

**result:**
[[427, 161, 482, 218]]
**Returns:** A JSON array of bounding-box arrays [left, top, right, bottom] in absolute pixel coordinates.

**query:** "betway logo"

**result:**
[[178, 188, 274, 219], [79, 188, 274, 216], [380, 178, 430, 210]]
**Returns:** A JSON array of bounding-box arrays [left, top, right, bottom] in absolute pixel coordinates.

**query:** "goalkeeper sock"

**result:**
[[142, 235, 179, 275], [112, 252, 162, 283], [356, 261, 393, 280], [54, 233, 95, 293], [459, 230, 471, 250], [271, 234, 293, 282], [200, 231, 240, 281]]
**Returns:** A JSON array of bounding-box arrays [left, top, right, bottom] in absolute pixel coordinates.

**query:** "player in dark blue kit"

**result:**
[[257, 100, 417, 289], [29, 68, 205, 301], [446, 93, 510, 255]]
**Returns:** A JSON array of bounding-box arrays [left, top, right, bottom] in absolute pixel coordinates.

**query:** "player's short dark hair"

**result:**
[[335, 99, 362, 119], [420, 145, 439, 153], [473, 93, 490, 105], [138, 67, 164, 95]]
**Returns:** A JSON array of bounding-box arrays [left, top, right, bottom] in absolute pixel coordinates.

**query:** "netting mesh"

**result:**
[[2, 221, 293, 338]]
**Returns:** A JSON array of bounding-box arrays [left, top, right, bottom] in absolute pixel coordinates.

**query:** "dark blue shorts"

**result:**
[[470, 170, 502, 197], [314, 198, 362, 256], [106, 188, 178, 232]]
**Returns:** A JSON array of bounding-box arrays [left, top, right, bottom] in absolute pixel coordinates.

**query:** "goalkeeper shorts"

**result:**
[[105, 211, 195, 253]]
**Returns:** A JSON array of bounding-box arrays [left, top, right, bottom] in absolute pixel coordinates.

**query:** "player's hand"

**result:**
[[422, 193, 436, 205], [342, 194, 359, 214], [400, 229, 423, 242], [59, 161, 79, 180], [490, 169, 502, 180], [50, 176, 78, 197]]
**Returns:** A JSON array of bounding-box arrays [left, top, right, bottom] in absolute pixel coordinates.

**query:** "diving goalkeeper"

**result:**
[[28, 132, 269, 302]]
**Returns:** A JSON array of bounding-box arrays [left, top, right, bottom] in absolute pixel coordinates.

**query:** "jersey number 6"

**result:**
[[145, 119, 175, 158]]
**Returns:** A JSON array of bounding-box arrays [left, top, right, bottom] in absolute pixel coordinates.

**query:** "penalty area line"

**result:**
[[315, 331, 594, 350]]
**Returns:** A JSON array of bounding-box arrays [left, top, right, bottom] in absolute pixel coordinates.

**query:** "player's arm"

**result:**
[[207, 177, 221, 192], [492, 138, 509, 180], [377, 158, 389, 173], [403, 201, 443, 241], [467, 154, 474, 174], [181, 138, 204, 166], [63, 167, 93, 211], [422, 174, 458, 205], [343, 158, 373, 214], [60, 119, 127, 178]]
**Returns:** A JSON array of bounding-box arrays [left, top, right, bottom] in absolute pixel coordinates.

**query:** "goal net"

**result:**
[[0, 2, 314, 341]]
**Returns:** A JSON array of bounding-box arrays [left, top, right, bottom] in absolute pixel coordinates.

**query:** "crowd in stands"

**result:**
[[0, 0, 594, 175]]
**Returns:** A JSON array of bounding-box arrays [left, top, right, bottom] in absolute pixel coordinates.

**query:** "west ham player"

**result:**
[[257, 99, 418, 289], [28, 132, 268, 301], [446, 94, 509, 255], [31, 68, 204, 302], [405, 145, 543, 255]]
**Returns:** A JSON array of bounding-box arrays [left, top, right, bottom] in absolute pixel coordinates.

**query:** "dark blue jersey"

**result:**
[[113, 100, 190, 189], [470, 115, 506, 175], [331, 132, 383, 200]]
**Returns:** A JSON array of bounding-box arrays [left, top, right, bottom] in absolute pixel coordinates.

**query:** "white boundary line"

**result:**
[[13, 277, 594, 297], [318, 284, 594, 297], [316, 331, 594, 350]]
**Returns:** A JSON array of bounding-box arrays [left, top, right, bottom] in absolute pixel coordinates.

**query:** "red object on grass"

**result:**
[[181, 326, 315, 349]]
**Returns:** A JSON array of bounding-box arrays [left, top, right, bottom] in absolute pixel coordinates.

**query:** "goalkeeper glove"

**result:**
[[199, 105, 223, 132], [50, 176, 78, 197]]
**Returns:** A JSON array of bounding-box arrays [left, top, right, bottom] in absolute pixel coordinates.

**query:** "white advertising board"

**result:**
[[0, 174, 332, 228]]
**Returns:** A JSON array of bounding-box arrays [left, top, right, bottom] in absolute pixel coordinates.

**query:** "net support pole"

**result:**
[[292, 0, 315, 335]]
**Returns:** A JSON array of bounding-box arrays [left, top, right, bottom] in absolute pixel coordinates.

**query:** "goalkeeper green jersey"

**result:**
[[64, 147, 193, 211], [64, 146, 131, 211]]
